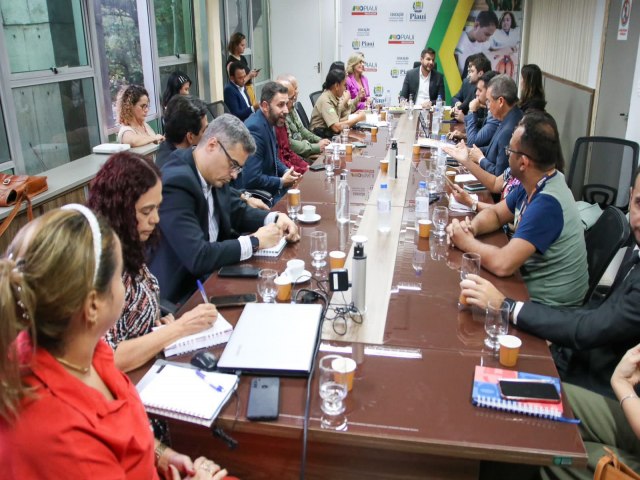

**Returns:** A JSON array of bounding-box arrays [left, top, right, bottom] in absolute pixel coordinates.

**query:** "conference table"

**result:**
[[132, 111, 587, 479]]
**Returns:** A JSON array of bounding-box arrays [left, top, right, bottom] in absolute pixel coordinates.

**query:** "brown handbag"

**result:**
[[0, 174, 48, 237], [594, 447, 640, 480]]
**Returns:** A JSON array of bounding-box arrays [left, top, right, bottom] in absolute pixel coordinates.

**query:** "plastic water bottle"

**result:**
[[435, 95, 443, 117], [408, 94, 414, 119], [437, 134, 447, 168], [414, 181, 429, 230], [431, 112, 440, 136], [385, 89, 392, 108], [336, 171, 350, 224], [377, 183, 391, 233], [389, 139, 398, 179]]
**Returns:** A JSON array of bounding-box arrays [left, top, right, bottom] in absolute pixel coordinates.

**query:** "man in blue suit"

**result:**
[[224, 62, 255, 121], [242, 81, 301, 202]]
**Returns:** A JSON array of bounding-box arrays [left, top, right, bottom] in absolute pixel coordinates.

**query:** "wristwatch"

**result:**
[[503, 297, 517, 322], [241, 191, 252, 202], [250, 235, 260, 253]]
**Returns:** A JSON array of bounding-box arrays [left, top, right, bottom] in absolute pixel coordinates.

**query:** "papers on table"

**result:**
[[454, 173, 477, 183], [93, 143, 131, 154], [416, 137, 443, 148], [449, 193, 478, 213]]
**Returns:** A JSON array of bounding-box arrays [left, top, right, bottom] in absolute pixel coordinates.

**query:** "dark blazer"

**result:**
[[451, 77, 476, 115], [399, 67, 445, 103], [149, 147, 268, 304], [479, 105, 523, 176], [517, 260, 640, 398], [242, 109, 288, 198], [223, 82, 253, 121]]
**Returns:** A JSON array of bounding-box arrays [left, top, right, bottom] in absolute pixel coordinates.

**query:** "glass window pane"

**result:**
[[159, 63, 198, 99], [13, 78, 100, 174], [0, 103, 10, 165], [1, 0, 88, 74], [154, 0, 194, 57], [251, 0, 270, 80], [225, 0, 249, 44]]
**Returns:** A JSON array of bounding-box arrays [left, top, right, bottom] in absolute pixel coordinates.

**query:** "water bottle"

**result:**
[[431, 112, 440, 136], [377, 183, 391, 233], [389, 139, 398, 179], [336, 171, 350, 224], [408, 94, 414, 119], [385, 89, 392, 108], [437, 134, 447, 168], [435, 95, 443, 116], [414, 181, 429, 230]]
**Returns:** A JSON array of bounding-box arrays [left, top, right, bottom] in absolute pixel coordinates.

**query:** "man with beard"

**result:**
[[241, 81, 301, 202]]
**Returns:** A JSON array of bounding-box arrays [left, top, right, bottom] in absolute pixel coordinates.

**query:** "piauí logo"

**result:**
[[373, 85, 384, 96], [352, 40, 361, 49], [413, 1, 424, 12]]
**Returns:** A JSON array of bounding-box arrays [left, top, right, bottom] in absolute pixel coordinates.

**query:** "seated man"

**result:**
[[149, 114, 299, 304], [224, 61, 256, 121], [274, 79, 308, 175], [460, 166, 640, 398], [447, 112, 588, 307], [399, 47, 445, 108], [242, 81, 301, 201], [451, 53, 491, 120]]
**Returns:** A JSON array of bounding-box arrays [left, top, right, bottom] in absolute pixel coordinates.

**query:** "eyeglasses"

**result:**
[[505, 146, 535, 162], [218, 141, 243, 174]]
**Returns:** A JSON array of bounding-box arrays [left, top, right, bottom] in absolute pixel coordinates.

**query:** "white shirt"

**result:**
[[235, 83, 251, 109], [416, 68, 431, 105]]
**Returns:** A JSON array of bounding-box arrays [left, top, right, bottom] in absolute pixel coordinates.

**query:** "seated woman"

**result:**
[[87, 152, 217, 373], [161, 71, 192, 111], [0, 206, 229, 479], [345, 53, 371, 111], [518, 64, 547, 113], [116, 84, 164, 147], [309, 69, 365, 138]]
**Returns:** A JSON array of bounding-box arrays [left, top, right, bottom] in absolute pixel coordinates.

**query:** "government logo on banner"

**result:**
[[412, 1, 424, 12], [364, 61, 378, 72], [388, 34, 415, 45], [410, 2, 426, 22], [373, 85, 384, 97], [351, 5, 377, 16], [389, 11, 404, 22], [395, 56, 410, 66], [357, 28, 370, 37], [390, 68, 408, 78]]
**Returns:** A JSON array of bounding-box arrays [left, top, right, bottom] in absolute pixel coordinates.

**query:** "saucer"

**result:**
[[298, 213, 321, 223], [285, 269, 312, 283]]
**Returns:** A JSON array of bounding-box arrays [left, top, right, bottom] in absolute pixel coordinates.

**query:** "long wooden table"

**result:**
[[133, 112, 587, 479]]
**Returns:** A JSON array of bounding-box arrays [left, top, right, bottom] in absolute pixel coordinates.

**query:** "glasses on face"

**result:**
[[505, 146, 534, 161], [218, 141, 243, 174], [137, 103, 149, 110]]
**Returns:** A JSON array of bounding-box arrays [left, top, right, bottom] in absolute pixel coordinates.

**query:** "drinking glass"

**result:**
[[412, 246, 427, 274], [310, 230, 328, 268], [432, 206, 449, 236], [324, 154, 335, 177], [341, 127, 350, 144], [430, 234, 448, 261], [319, 355, 348, 430], [257, 268, 278, 303], [460, 252, 481, 280], [484, 300, 509, 350], [287, 189, 301, 220]]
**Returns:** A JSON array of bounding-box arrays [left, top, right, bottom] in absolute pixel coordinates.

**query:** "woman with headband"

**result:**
[[0, 205, 230, 479]]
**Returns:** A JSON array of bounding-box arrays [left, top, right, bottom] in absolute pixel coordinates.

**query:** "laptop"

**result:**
[[217, 303, 323, 377]]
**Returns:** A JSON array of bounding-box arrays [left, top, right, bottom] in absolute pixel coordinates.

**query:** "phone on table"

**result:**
[[498, 379, 561, 403], [247, 377, 280, 421], [309, 163, 326, 171], [463, 182, 487, 192], [217, 265, 260, 278], [209, 293, 258, 308]]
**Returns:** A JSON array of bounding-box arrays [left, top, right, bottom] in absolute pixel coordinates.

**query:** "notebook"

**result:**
[[217, 303, 323, 377], [471, 366, 567, 421], [92, 143, 131, 154], [253, 237, 287, 257], [154, 313, 233, 357], [136, 360, 238, 426]]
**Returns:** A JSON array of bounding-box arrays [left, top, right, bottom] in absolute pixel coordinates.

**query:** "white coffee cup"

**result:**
[[287, 259, 305, 279], [302, 205, 316, 220]]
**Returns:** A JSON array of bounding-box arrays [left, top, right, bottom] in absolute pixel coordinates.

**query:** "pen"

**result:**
[[195, 370, 224, 392], [196, 279, 208, 304]]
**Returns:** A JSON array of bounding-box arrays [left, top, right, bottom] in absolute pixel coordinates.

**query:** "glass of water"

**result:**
[[310, 230, 328, 268], [484, 300, 509, 350], [257, 269, 278, 303], [319, 354, 348, 430], [460, 252, 481, 280], [432, 206, 449, 237]]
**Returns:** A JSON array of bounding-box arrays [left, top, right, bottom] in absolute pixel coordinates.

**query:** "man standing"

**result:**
[[399, 47, 445, 108], [224, 61, 256, 121], [149, 114, 299, 304], [447, 112, 588, 307], [242, 81, 301, 202], [451, 53, 491, 120]]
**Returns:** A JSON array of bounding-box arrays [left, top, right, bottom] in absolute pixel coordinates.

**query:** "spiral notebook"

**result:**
[[253, 237, 287, 257], [471, 366, 566, 421], [154, 313, 233, 357], [136, 360, 238, 426]]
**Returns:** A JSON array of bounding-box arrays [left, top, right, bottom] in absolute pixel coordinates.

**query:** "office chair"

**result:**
[[583, 205, 630, 303], [567, 136, 639, 211], [206, 101, 231, 120], [309, 91, 322, 108], [295, 102, 310, 129]]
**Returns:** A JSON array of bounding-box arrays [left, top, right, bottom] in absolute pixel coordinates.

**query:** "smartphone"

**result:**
[[217, 265, 260, 278], [463, 182, 487, 192], [209, 293, 257, 308], [498, 379, 561, 403], [309, 163, 326, 171], [247, 377, 280, 421]]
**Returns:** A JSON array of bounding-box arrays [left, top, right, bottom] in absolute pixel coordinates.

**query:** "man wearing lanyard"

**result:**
[[447, 111, 588, 307]]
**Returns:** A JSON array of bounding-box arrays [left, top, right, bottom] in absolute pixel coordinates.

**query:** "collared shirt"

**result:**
[[235, 82, 251, 109], [416, 68, 431, 105]]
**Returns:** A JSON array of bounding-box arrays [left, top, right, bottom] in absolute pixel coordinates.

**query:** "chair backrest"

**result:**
[[206, 101, 230, 120], [583, 206, 630, 303], [295, 102, 310, 129], [309, 91, 323, 108], [567, 136, 640, 211]]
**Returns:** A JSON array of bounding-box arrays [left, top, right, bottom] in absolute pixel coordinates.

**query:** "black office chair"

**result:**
[[583, 206, 630, 303], [295, 101, 310, 129], [567, 136, 639, 211], [206, 101, 231, 120], [309, 91, 322, 108]]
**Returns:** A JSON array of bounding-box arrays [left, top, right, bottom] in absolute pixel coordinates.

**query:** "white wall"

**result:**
[[625, 35, 640, 145]]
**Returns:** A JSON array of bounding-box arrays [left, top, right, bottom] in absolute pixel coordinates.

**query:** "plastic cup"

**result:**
[[275, 275, 292, 302], [413, 144, 421, 155], [418, 219, 432, 238], [371, 127, 378, 135], [329, 251, 346, 269], [332, 357, 357, 391], [499, 335, 522, 367], [345, 144, 353, 155], [380, 159, 389, 173]]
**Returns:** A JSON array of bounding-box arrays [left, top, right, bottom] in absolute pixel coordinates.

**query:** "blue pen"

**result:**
[[196, 279, 209, 304], [196, 370, 223, 392]]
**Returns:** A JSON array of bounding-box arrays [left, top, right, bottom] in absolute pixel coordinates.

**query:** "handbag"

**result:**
[[0, 174, 48, 237], [594, 447, 640, 480]]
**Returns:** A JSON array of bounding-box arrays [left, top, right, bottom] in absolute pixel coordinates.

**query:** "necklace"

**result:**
[[55, 356, 90, 374]]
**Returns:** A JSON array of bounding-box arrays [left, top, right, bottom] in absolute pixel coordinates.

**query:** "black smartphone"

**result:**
[[463, 182, 486, 192], [247, 377, 280, 421], [309, 163, 326, 171], [217, 265, 260, 278], [209, 293, 257, 308], [498, 379, 561, 403]]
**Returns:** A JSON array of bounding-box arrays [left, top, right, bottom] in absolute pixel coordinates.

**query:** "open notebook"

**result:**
[[136, 360, 238, 426], [154, 313, 233, 357], [253, 236, 287, 257]]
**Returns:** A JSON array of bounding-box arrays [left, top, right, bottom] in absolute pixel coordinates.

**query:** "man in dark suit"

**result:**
[[149, 114, 299, 304], [399, 47, 445, 108], [460, 167, 640, 398], [224, 61, 255, 121], [242, 81, 301, 202]]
